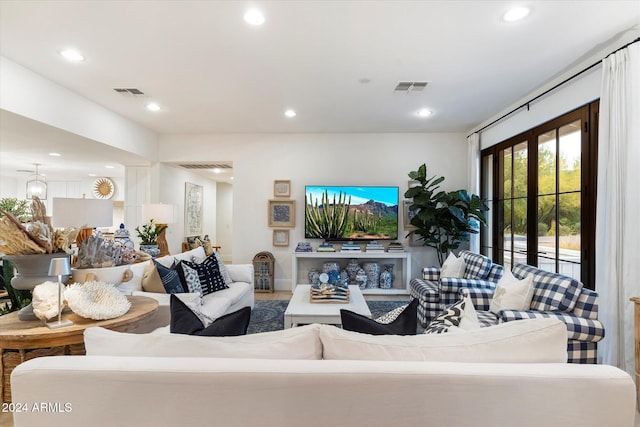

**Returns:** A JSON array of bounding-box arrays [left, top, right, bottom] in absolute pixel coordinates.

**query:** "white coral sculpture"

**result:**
[[32, 281, 64, 321], [65, 281, 131, 320]]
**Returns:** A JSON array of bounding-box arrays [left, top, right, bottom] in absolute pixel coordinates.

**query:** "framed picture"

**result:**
[[274, 180, 291, 197], [273, 229, 290, 246], [185, 182, 203, 236], [403, 199, 417, 230], [268, 200, 295, 227]]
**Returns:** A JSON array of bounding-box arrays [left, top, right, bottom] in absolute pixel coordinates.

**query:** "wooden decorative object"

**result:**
[[253, 251, 274, 293], [0, 296, 158, 403], [309, 285, 350, 303]]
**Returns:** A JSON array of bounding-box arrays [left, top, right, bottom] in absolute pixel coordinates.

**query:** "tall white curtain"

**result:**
[[467, 133, 481, 253], [596, 41, 640, 376]]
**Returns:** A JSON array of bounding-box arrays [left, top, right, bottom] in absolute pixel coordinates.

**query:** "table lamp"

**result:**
[[47, 257, 73, 329], [52, 197, 114, 246], [142, 203, 175, 257]]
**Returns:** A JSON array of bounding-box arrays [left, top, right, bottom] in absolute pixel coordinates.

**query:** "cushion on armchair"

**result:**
[[459, 250, 492, 280], [511, 264, 583, 312]]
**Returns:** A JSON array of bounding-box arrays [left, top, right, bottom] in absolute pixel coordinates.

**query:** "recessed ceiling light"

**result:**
[[88, 173, 97, 177], [244, 9, 265, 26], [59, 49, 85, 61], [49, 152, 61, 157], [416, 108, 432, 118], [146, 102, 161, 112], [284, 109, 297, 118], [212, 168, 222, 174], [105, 165, 115, 169], [503, 7, 530, 22]]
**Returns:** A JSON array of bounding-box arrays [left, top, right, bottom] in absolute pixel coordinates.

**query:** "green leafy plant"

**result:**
[[0, 259, 32, 315], [404, 164, 489, 266], [305, 190, 351, 239], [135, 219, 168, 246], [0, 197, 31, 222]]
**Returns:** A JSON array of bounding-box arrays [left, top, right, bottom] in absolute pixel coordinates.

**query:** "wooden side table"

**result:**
[[631, 297, 640, 409], [0, 295, 158, 403]]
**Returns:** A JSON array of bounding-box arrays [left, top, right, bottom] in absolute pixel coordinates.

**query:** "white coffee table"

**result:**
[[284, 285, 371, 329]]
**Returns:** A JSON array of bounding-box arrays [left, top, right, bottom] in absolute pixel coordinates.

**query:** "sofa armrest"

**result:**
[[225, 264, 254, 285], [460, 287, 494, 311], [498, 310, 605, 342], [421, 267, 440, 281]]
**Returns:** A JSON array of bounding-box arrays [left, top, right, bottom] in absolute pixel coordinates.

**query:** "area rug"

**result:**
[[247, 300, 408, 334]]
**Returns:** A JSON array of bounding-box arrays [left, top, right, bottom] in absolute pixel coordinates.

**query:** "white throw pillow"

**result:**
[[440, 253, 466, 278], [84, 323, 323, 360], [458, 294, 481, 330], [489, 269, 535, 315], [320, 318, 567, 363]]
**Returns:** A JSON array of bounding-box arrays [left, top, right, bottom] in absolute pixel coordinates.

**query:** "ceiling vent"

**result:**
[[394, 81, 429, 92], [179, 163, 232, 170], [113, 88, 147, 97]]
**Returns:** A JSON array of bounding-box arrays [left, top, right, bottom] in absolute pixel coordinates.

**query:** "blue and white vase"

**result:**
[[308, 269, 320, 286], [355, 268, 368, 290]]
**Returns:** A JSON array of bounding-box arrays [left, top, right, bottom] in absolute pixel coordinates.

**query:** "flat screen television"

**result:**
[[304, 185, 399, 241]]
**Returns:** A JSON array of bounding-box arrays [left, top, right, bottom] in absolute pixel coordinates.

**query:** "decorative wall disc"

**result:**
[[92, 177, 114, 199]]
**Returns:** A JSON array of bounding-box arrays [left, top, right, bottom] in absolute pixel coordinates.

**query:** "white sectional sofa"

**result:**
[[72, 247, 254, 332], [10, 319, 636, 427]]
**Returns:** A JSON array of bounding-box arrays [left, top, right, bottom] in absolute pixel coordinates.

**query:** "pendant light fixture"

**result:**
[[26, 163, 47, 200]]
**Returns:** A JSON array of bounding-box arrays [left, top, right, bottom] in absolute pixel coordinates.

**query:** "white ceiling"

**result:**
[[1, 1, 639, 180]]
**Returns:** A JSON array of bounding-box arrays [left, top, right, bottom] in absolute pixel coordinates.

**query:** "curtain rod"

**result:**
[[468, 36, 640, 138]]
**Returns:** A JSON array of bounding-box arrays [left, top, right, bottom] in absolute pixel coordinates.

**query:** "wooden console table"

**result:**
[[631, 297, 640, 409], [0, 295, 158, 403]]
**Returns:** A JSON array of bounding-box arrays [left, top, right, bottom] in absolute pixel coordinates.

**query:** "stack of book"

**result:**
[[365, 241, 385, 253], [309, 285, 350, 303], [341, 242, 362, 252], [295, 242, 313, 252], [387, 242, 405, 252], [317, 243, 336, 252]]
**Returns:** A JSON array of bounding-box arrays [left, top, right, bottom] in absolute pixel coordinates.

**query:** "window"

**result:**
[[481, 102, 598, 289]]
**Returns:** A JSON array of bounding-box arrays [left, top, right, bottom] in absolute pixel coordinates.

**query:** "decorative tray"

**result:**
[[309, 285, 350, 303]]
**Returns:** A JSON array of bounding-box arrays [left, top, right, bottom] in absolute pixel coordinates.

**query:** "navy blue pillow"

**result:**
[[153, 260, 185, 294], [181, 255, 227, 295], [340, 299, 418, 335], [170, 295, 251, 336]]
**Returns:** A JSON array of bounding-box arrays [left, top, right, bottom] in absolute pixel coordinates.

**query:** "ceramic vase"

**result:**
[[308, 269, 320, 286], [3, 253, 71, 321], [346, 259, 360, 284], [139, 244, 160, 258], [355, 268, 368, 289]]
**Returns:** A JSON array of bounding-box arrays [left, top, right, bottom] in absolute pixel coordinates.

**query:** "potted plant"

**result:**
[[135, 219, 168, 257], [404, 164, 489, 266]]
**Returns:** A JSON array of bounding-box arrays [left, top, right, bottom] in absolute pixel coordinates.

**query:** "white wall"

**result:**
[[0, 56, 158, 160], [474, 32, 639, 149], [159, 132, 468, 290], [216, 182, 233, 263]]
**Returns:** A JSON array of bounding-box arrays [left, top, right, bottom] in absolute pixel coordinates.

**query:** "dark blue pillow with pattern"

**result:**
[[153, 260, 185, 294], [181, 255, 228, 295]]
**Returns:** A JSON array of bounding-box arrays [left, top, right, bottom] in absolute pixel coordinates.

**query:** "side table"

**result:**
[[0, 295, 158, 403]]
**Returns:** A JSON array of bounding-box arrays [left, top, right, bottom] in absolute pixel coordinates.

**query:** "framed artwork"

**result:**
[[268, 200, 295, 227], [274, 180, 291, 197], [273, 229, 290, 247], [403, 199, 417, 230], [184, 182, 203, 236]]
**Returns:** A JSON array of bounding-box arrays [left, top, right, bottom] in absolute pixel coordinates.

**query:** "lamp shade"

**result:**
[[48, 257, 71, 276], [52, 198, 113, 228], [142, 203, 175, 224]]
